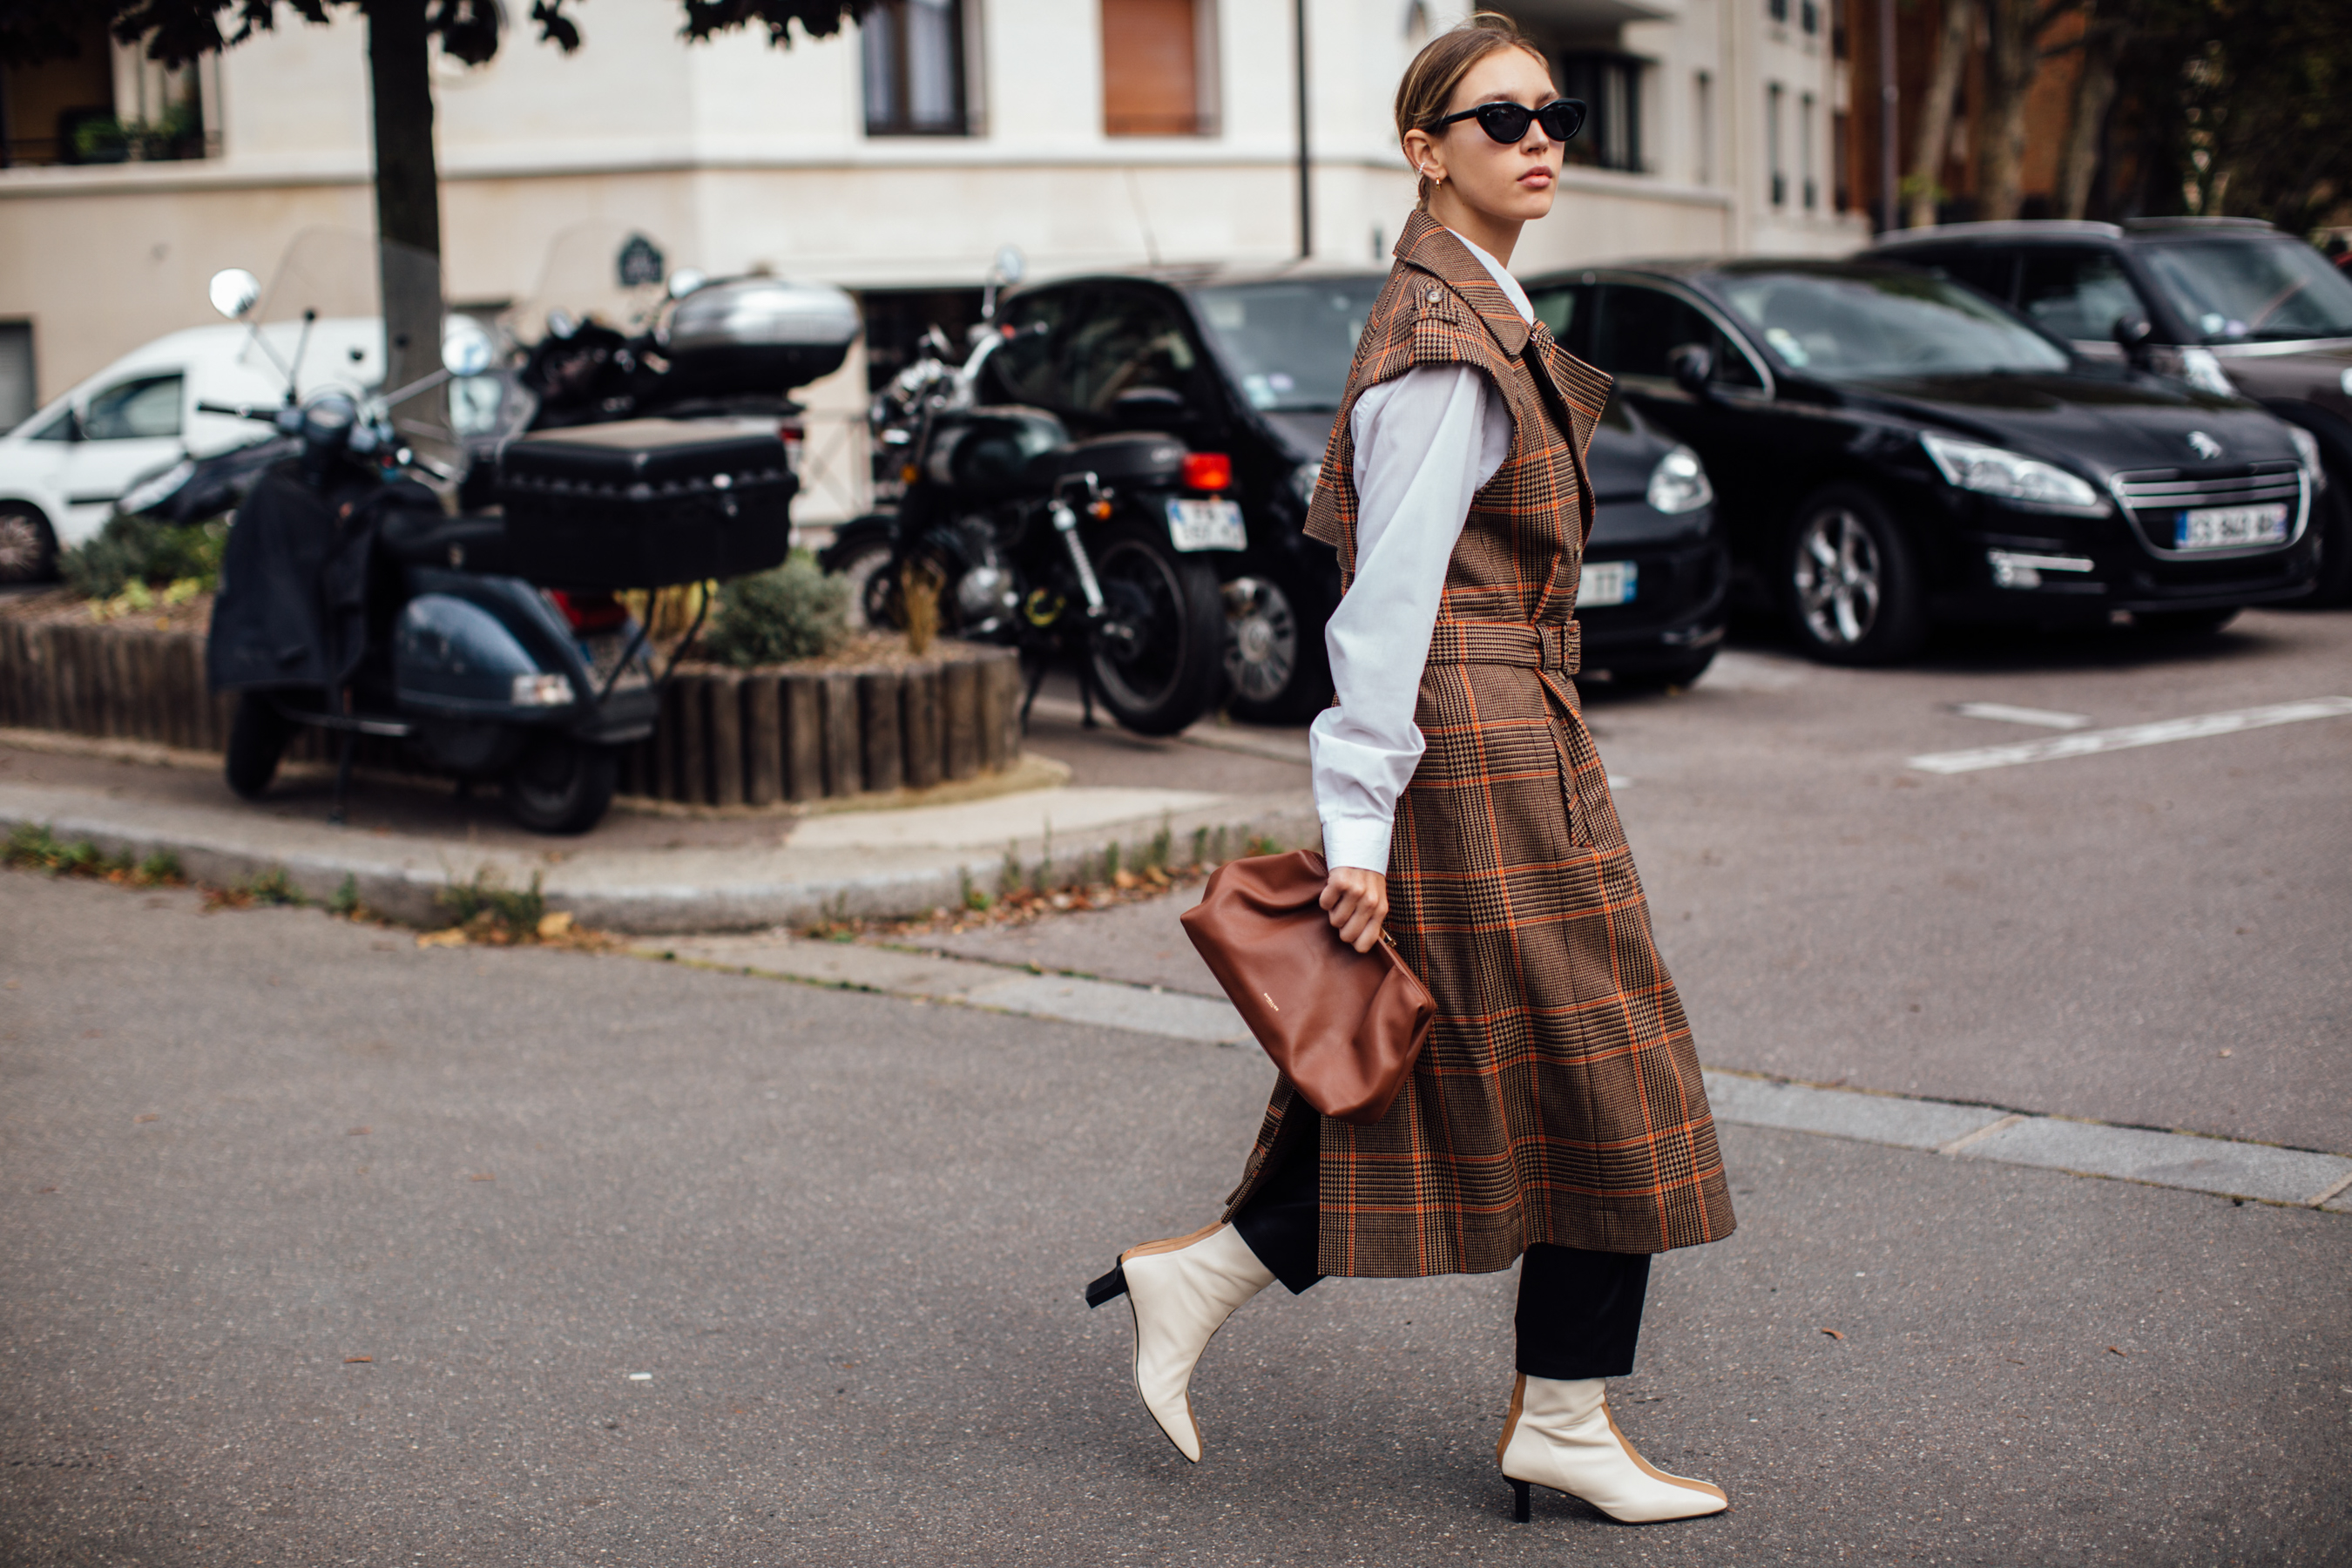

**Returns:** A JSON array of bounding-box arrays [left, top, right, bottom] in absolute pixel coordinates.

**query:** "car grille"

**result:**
[[2108, 461, 2307, 557]]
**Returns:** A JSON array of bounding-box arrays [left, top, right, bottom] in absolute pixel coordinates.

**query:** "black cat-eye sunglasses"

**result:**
[[1431, 98, 1588, 145]]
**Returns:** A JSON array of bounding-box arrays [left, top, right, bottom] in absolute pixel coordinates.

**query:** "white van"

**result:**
[[0, 318, 382, 581]]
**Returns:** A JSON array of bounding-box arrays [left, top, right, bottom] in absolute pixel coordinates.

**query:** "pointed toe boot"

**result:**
[[1086, 1222, 1274, 1462], [1497, 1372, 1728, 1523]]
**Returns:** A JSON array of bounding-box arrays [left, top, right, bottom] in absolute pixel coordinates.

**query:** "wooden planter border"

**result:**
[[0, 618, 1024, 808]]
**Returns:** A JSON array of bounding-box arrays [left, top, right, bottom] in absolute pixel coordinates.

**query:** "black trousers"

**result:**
[[1231, 1120, 1650, 1382]]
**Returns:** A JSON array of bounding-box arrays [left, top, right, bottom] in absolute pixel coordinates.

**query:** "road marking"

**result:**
[[1950, 701, 2092, 730], [1909, 696, 2352, 774]]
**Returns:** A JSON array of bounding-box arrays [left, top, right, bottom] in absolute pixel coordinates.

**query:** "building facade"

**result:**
[[0, 0, 1864, 468]]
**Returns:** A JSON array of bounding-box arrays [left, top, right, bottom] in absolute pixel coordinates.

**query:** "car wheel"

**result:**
[[1222, 566, 1334, 725], [0, 504, 57, 584], [820, 518, 901, 632], [2134, 607, 2240, 638], [1782, 486, 1929, 666], [1085, 520, 1225, 737], [502, 733, 619, 835], [225, 694, 296, 801]]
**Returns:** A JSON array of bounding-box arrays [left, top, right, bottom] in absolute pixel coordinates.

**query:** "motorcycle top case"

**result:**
[[664, 277, 861, 397], [495, 418, 795, 589]]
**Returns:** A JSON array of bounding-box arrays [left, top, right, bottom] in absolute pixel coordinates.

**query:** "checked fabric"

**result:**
[[1221, 212, 1736, 1273]]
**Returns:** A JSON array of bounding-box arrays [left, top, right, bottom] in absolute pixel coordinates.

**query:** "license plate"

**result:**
[[2174, 503, 2288, 549], [582, 632, 649, 693], [1577, 560, 1638, 607], [1166, 497, 1247, 552]]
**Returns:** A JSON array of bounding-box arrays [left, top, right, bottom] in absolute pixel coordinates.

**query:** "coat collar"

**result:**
[[1393, 209, 1533, 357]]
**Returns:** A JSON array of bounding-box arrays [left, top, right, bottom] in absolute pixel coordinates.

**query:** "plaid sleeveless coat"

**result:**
[[1221, 213, 1735, 1273]]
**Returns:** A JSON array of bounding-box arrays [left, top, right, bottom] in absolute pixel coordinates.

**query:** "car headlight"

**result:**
[[2176, 347, 2234, 397], [1920, 432, 2101, 510], [1646, 444, 1713, 515], [2285, 424, 2325, 489], [118, 456, 197, 517]]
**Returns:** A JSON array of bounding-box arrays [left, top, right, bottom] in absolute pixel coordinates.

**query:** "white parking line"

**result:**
[[1909, 696, 2352, 774], [1950, 701, 2092, 730]]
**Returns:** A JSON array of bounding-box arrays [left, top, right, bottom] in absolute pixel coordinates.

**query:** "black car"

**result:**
[[978, 267, 1731, 716], [1522, 258, 2323, 664], [1869, 218, 2352, 603]]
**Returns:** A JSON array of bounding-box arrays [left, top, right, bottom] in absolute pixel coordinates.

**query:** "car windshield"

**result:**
[[2136, 237, 2352, 343], [1714, 267, 2072, 378], [1188, 276, 1387, 411]]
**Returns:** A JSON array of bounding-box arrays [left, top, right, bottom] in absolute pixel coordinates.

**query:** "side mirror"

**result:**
[[441, 314, 497, 377], [1668, 343, 1715, 400], [666, 268, 709, 301], [993, 245, 1026, 287], [208, 267, 261, 321], [2112, 312, 2154, 367]]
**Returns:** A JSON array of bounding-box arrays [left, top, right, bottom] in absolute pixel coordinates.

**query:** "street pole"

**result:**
[[1294, 0, 1311, 259], [1877, 0, 1899, 231]]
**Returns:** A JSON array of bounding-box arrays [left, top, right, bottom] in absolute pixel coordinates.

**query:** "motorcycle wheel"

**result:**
[[1223, 565, 1335, 725], [1085, 520, 1224, 738], [821, 518, 902, 632], [225, 694, 296, 801], [502, 733, 619, 835]]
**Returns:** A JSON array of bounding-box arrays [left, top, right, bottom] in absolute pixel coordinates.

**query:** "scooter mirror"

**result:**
[[666, 268, 709, 300], [546, 308, 579, 341], [441, 314, 497, 377], [208, 268, 261, 321], [992, 246, 1026, 287]]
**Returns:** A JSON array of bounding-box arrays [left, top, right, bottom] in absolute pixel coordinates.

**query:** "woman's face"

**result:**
[[1406, 47, 1565, 226]]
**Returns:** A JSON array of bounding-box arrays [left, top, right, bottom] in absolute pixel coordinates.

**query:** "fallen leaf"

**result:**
[[82, 1029, 101, 1039], [134, 1113, 159, 1124], [347, 1127, 370, 1136], [344, 1356, 372, 1364], [536, 910, 575, 939], [467, 1172, 495, 1182], [2106, 1346, 2127, 1356], [1112, 869, 1139, 890], [416, 929, 467, 949], [37, 1186, 57, 1194], [2218, 1049, 2232, 1058], [1817, 1328, 1844, 1340]]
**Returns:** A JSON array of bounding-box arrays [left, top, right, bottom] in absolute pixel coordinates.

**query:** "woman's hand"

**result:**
[[1320, 866, 1389, 954]]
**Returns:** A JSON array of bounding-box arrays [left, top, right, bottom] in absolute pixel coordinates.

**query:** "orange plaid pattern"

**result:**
[[1225, 213, 1735, 1271]]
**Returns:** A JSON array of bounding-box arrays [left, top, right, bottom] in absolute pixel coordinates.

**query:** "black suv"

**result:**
[[978, 267, 1732, 716], [1871, 219, 2352, 602]]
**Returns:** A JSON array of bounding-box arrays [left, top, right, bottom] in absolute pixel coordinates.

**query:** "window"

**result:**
[[80, 375, 182, 441], [1767, 0, 1788, 21], [1767, 84, 1786, 206], [1059, 288, 1200, 414], [1716, 270, 2071, 377], [2017, 249, 2146, 342], [1800, 91, 1816, 210], [1801, 0, 1819, 34], [1191, 278, 1383, 412], [1558, 52, 1642, 174], [1102, 0, 1215, 138], [1832, 109, 1849, 211], [1589, 286, 1762, 389], [1693, 71, 1713, 186], [0, 323, 32, 432], [985, 291, 1079, 408], [862, 0, 971, 136], [0, 13, 211, 166], [1920, 248, 2020, 305]]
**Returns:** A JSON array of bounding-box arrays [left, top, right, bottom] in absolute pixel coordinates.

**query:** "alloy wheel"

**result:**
[[1792, 507, 1883, 647], [1221, 576, 1298, 706], [0, 508, 52, 582]]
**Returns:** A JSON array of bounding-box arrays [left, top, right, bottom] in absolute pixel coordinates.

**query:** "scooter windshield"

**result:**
[[240, 227, 424, 403], [505, 220, 677, 347]]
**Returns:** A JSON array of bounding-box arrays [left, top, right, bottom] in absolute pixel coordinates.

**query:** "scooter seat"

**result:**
[[381, 511, 513, 574]]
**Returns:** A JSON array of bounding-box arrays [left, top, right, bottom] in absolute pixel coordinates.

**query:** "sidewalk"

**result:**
[[0, 688, 1318, 933]]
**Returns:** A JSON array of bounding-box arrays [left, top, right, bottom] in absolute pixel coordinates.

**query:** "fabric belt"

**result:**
[[1424, 618, 1581, 676]]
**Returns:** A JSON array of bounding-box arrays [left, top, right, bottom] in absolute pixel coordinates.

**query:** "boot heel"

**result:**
[[1085, 1262, 1129, 1308], [1511, 1478, 1531, 1523]]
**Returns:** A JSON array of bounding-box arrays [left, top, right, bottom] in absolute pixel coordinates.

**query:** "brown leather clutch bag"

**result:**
[[1179, 849, 1436, 1126]]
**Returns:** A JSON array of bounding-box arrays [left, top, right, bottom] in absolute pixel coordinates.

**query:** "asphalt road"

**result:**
[[3, 608, 2349, 1565]]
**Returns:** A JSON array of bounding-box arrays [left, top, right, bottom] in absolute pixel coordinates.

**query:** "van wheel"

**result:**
[[1783, 486, 1929, 666], [225, 695, 295, 801], [0, 505, 57, 584], [1223, 565, 1334, 724], [821, 518, 902, 632], [503, 734, 619, 835]]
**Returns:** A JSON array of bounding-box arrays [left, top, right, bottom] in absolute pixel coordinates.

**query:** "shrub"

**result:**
[[701, 551, 849, 667], [60, 513, 226, 602]]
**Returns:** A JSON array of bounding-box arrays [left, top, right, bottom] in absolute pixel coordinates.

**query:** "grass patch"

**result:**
[[4, 824, 186, 888]]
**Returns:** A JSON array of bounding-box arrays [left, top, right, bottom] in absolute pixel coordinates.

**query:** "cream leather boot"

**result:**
[[1497, 1372, 1728, 1523], [1087, 1222, 1274, 1462]]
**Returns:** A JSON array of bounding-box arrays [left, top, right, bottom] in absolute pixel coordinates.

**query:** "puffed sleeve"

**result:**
[[1308, 363, 1512, 874]]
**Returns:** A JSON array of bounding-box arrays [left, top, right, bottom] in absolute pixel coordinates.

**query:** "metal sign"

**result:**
[[616, 233, 665, 288]]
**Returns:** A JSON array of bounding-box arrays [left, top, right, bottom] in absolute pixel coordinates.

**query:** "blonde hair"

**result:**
[[1394, 12, 1551, 213]]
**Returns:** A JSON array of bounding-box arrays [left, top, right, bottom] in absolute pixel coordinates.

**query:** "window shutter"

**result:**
[[1102, 0, 1200, 138]]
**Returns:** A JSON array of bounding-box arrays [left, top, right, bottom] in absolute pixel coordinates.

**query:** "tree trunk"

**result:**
[[1976, 0, 2035, 220], [1905, 0, 1978, 228], [364, 0, 443, 422], [2054, 15, 2125, 218]]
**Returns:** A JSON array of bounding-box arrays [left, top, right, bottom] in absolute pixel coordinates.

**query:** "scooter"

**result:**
[[197, 263, 794, 834]]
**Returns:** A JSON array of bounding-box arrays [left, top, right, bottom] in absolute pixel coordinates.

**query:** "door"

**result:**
[[56, 370, 186, 540]]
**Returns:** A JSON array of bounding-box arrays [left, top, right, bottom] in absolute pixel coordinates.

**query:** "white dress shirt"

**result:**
[[1309, 233, 1533, 875]]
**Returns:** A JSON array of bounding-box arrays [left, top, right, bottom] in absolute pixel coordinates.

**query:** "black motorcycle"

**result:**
[[821, 310, 1233, 738]]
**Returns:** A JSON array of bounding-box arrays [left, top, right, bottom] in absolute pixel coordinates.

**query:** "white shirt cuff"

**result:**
[[1320, 815, 1394, 877]]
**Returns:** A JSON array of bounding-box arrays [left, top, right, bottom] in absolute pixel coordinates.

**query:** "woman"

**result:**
[[1094, 14, 1736, 1525]]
